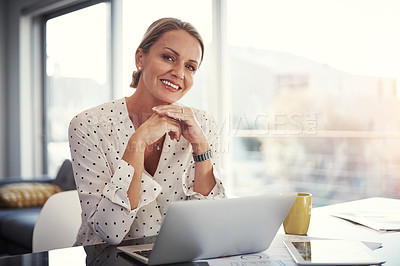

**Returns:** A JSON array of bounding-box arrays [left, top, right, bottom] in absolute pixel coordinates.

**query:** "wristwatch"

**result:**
[[192, 149, 213, 162]]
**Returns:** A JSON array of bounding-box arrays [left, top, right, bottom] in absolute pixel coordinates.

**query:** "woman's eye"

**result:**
[[186, 65, 196, 72], [163, 55, 174, 61]]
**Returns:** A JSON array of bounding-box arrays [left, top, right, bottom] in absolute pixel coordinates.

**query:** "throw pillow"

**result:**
[[0, 183, 62, 208]]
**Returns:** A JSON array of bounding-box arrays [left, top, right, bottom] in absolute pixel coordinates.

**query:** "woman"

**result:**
[[68, 17, 225, 246]]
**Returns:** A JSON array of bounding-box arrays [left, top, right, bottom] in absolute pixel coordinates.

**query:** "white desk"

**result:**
[[265, 197, 400, 266]]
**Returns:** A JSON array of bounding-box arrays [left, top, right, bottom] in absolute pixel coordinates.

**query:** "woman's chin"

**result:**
[[158, 94, 184, 105]]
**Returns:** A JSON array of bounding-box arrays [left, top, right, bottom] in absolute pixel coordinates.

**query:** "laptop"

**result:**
[[117, 193, 296, 265]]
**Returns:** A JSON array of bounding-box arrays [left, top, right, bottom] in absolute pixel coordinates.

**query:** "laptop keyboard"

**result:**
[[136, 249, 152, 258]]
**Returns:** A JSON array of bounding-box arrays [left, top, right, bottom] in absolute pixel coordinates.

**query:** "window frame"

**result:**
[[41, 0, 112, 174]]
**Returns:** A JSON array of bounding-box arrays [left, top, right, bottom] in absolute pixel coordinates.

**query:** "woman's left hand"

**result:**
[[152, 104, 207, 146]]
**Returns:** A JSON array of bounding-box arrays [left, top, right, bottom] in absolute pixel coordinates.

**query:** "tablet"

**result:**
[[283, 239, 385, 265]]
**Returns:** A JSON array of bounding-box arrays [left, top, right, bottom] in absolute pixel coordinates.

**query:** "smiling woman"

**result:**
[[68, 18, 225, 246]]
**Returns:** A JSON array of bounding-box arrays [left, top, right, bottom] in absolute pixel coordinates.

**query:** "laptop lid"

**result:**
[[143, 193, 296, 265]]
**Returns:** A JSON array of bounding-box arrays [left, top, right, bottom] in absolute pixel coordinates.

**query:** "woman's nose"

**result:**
[[171, 65, 184, 79]]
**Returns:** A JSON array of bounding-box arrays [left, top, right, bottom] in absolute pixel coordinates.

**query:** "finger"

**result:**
[[153, 103, 185, 110], [153, 106, 187, 123], [164, 117, 182, 140], [162, 114, 181, 127], [168, 131, 177, 141], [168, 124, 181, 141], [166, 111, 184, 122], [153, 105, 189, 117]]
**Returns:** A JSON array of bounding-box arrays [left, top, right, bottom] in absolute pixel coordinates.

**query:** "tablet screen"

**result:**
[[284, 240, 385, 265]]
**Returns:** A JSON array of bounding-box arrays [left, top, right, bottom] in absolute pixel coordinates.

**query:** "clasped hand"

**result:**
[[135, 104, 207, 147]]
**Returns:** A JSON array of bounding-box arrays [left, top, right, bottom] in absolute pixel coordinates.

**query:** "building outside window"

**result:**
[[226, 0, 400, 205]]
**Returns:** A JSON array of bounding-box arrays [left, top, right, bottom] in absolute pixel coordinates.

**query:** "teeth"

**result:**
[[162, 79, 180, 90]]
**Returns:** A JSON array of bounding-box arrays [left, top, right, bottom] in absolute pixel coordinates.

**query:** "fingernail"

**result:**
[[152, 107, 157, 111]]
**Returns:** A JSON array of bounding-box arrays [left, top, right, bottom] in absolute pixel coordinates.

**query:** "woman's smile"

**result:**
[[160, 79, 182, 91]]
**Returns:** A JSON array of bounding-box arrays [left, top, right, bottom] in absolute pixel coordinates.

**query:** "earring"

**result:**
[[138, 67, 142, 71]]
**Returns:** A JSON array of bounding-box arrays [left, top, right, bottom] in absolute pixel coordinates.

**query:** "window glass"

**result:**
[[45, 3, 111, 176], [121, 0, 213, 110], [227, 0, 400, 205]]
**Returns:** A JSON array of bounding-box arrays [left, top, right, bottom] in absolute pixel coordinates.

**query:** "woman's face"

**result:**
[[136, 29, 202, 104]]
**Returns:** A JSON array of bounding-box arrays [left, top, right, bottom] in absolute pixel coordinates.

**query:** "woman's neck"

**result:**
[[125, 89, 165, 127]]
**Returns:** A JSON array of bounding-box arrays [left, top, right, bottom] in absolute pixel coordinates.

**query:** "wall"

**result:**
[[3, 0, 42, 177], [4, 0, 28, 177], [3, 0, 86, 178], [0, 0, 6, 178]]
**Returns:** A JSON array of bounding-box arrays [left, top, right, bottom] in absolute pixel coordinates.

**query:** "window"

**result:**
[[226, 0, 400, 205], [45, 3, 111, 175]]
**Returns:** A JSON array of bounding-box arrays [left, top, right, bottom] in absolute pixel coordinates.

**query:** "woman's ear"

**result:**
[[135, 48, 144, 69]]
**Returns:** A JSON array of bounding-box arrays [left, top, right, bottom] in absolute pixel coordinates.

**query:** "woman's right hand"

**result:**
[[127, 113, 182, 154]]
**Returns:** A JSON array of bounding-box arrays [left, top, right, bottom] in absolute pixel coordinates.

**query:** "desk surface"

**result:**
[[0, 197, 399, 266], [305, 197, 400, 265]]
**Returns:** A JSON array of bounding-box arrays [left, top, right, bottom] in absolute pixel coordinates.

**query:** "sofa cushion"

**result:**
[[0, 183, 62, 208], [0, 208, 41, 251]]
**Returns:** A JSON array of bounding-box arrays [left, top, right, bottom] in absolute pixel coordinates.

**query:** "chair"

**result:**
[[32, 190, 81, 253]]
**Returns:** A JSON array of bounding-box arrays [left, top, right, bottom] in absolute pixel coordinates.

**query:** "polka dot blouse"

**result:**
[[68, 98, 226, 246]]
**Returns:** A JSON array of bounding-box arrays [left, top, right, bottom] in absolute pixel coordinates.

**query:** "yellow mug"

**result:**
[[283, 192, 312, 235]]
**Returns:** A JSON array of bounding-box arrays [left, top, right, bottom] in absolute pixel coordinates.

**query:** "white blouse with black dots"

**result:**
[[68, 98, 226, 246]]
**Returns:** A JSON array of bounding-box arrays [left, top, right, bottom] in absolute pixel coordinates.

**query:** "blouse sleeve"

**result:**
[[68, 114, 162, 245], [182, 111, 226, 199]]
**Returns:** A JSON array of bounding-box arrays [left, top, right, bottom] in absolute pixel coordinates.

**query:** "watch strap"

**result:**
[[192, 149, 213, 162]]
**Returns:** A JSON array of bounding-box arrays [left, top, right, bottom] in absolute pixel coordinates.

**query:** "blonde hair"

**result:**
[[130, 17, 205, 88]]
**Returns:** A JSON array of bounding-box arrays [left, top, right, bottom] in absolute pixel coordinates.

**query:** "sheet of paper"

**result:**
[[197, 234, 298, 266], [202, 252, 296, 266], [331, 211, 400, 231], [326, 197, 400, 232]]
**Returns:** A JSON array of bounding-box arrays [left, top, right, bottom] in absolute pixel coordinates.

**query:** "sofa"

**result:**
[[0, 160, 76, 255]]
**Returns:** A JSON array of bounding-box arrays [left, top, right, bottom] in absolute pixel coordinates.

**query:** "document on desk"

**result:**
[[331, 197, 400, 232], [332, 211, 400, 231], [201, 252, 297, 266], [200, 234, 304, 266], [200, 250, 297, 266]]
